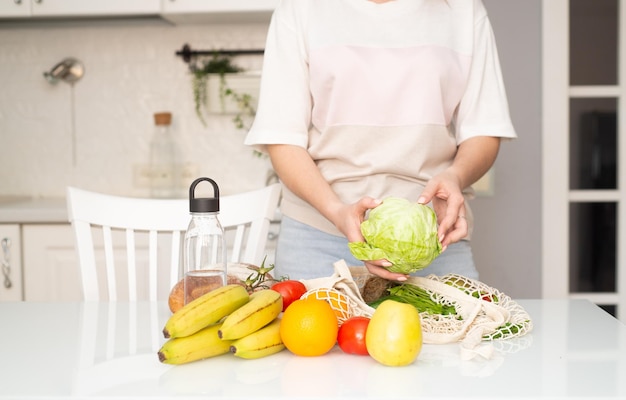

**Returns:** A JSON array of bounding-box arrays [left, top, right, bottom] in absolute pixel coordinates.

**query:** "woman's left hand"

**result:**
[[419, 136, 501, 250], [418, 169, 468, 251]]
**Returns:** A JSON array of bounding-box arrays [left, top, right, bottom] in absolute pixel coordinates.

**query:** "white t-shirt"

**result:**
[[245, 0, 517, 237]]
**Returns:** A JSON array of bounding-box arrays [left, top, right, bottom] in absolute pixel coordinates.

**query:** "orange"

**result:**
[[279, 298, 339, 357], [302, 288, 352, 325]]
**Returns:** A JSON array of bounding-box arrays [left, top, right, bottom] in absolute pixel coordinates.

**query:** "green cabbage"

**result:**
[[348, 197, 442, 274]]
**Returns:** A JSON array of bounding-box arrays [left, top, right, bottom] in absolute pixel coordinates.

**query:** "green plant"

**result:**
[[190, 53, 256, 130]]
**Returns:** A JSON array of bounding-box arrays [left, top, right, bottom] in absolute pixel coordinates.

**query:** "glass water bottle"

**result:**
[[183, 177, 227, 305], [149, 112, 179, 198]]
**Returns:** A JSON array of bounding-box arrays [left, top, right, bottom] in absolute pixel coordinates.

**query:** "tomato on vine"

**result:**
[[271, 280, 307, 312]]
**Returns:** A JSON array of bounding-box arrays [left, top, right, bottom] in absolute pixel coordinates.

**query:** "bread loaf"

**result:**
[[168, 275, 243, 313], [167, 263, 274, 313]]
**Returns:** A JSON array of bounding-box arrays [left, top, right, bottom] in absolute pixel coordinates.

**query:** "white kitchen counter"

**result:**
[[0, 196, 282, 224], [0, 197, 67, 223], [0, 299, 624, 399]]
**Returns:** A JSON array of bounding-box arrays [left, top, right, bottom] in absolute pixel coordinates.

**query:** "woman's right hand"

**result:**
[[363, 260, 409, 282], [332, 196, 380, 244], [334, 197, 409, 282]]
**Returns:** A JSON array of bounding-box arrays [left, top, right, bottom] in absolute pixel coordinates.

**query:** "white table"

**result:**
[[0, 299, 624, 399]]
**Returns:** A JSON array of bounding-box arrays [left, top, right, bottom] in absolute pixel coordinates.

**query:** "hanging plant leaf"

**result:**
[[190, 53, 253, 128]]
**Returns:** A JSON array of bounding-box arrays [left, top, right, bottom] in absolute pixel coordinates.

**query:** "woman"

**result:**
[[245, 0, 516, 281]]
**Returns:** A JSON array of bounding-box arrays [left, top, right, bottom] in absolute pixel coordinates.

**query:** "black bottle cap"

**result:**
[[189, 177, 220, 213]]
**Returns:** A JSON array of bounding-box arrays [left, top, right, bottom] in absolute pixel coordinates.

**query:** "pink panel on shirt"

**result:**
[[309, 45, 471, 129]]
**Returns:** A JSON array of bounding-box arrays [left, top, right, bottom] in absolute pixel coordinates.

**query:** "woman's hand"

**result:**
[[363, 260, 410, 282], [332, 197, 378, 242], [334, 197, 410, 282], [417, 170, 468, 250], [418, 136, 501, 250]]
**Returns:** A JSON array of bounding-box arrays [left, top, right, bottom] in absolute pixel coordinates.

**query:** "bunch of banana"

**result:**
[[162, 284, 250, 339], [158, 286, 286, 364]]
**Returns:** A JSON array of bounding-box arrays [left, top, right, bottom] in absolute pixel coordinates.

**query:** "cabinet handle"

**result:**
[[1, 238, 12, 289], [14, 0, 22, 5], [34, 0, 42, 4]]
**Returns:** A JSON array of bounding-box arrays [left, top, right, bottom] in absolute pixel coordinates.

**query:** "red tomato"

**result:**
[[337, 316, 370, 355], [271, 280, 307, 312]]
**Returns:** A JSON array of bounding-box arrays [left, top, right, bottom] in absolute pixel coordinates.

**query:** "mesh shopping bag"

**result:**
[[302, 260, 533, 359], [300, 260, 375, 325]]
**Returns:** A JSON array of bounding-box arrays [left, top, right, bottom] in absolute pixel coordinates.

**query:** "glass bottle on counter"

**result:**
[[149, 112, 179, 198], [183, 177, 227, 305]]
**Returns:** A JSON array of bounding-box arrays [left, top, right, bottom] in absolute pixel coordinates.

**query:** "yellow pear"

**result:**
[[365, 299, 422, 366]]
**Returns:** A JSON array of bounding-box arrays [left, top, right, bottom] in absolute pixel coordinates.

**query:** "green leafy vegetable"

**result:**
[[368, 283, 457, 316], [488, 322, 527, 340], [348, 197, 442, 274]]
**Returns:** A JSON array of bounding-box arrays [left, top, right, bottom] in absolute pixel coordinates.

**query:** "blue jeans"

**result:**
[[274, 215, 478, 280]]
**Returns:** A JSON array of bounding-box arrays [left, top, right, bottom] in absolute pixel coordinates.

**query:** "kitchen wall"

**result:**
[[0, 17, 273, 198], [473, 0, 542, 298], [0, 1, 543, 298]]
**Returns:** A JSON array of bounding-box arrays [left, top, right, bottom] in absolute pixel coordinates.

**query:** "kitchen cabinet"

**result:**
[[1, 0, 276, 21], [0, 0, 160, 19], [160, 0, 279, 24], [0, 224, 23, 301], [31, 0, 160, 17], [161, 0, 279, 13], [0, 0, 31, 18], [21, 224, 178, 302], [22, 224, 81, 302]]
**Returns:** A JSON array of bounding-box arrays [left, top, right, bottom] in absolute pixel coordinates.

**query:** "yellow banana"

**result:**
[[158, 323, 233, 365], [229, 318, 285, 359], [218, 289, 283, 340], [163, 284, 249, 339]]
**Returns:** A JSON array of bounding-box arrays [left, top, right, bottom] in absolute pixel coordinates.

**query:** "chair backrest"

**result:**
[[66, 184, 281, 302]]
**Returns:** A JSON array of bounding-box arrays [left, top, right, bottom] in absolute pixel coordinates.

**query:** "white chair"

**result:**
[[66, 184, 281, 302]]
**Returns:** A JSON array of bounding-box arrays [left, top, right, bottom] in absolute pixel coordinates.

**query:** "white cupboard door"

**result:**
[[22, 224, 179, 302], [0, 0, 31, 17], [161, 0, 279, 13], [31, 0, 160, 17], [22, 224, 81, 302], [0, 225, 23, 302], [161, 0, 279, 23]]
